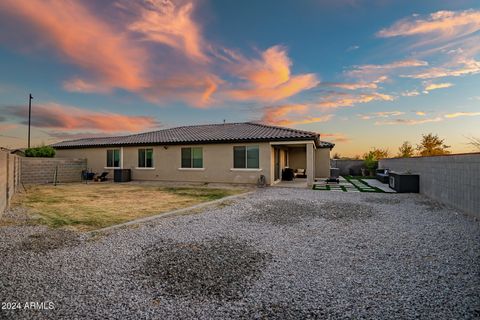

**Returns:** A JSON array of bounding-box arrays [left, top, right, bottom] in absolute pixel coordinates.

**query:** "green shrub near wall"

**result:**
[[25, 146, 56, 158]]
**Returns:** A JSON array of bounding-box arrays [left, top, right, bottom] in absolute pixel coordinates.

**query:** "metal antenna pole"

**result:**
[[28, 93, 33, 148]]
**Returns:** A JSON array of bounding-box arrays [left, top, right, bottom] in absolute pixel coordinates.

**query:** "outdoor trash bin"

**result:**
[[114, 169, 131, 182]]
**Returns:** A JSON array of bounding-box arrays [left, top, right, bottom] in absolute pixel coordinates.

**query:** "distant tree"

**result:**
[[466, 136, 480, 151], [25, 145, 56, 158], [353, 154, 361, 160], [332, 152, 341, 159], [416, 133, 450, 156], [363, 148, 389, 160], [397, 141, 415, 158]]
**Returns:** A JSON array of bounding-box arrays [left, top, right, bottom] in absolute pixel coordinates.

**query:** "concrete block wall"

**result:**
[[379, 153, 480, 218], [330, 159, 364, 176], [21, 158, 87, 184], [0, 150, 21, 216]]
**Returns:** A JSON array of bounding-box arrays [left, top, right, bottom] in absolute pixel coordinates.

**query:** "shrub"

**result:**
[[25, 146, 56, 158]]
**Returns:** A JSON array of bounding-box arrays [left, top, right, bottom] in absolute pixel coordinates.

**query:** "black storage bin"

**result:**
[[389, 172, 419, 193], [114, 169, 131, 182]]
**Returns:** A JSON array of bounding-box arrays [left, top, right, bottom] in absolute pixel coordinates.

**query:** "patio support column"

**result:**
[[306, 143, 314, 187]]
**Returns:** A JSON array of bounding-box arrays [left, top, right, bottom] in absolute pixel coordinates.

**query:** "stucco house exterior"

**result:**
[[52, 122, 334, 186]]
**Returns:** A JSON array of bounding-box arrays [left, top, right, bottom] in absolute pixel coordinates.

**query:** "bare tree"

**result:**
[[466, 136, 480, 151]]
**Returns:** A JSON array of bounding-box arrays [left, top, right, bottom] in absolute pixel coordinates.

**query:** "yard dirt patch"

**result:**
[[247, 199, 375, 225], [7, 183, 246, 231], [136, 237, 271, 301], [20, 229, 80, 253]]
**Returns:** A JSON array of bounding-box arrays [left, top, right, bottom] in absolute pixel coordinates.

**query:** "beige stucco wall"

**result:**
[[315, 148, 331, 178], [288, 147, 307, 170], [56, 142, 272, 185]]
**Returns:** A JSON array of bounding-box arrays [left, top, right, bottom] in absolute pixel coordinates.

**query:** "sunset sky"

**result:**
[[1, 0, 479, 156]]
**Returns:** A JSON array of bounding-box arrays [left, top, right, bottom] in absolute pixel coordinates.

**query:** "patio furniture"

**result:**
[[81, 170, 95, 180], [282, 168, 295, 181], [330, 167, 340, 179], [376, 168, 390, 183], [389, 172, 419, 193], [294, 168, 307, 178], [94, 171, 109, 182]]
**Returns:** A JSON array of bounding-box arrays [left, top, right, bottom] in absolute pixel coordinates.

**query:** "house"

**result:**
[[51, 122, 334, 186]]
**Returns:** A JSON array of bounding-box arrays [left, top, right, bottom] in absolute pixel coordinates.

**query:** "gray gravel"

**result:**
[[0, 188, 479, 319]]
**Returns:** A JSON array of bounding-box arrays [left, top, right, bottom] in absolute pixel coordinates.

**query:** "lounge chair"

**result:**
[[94, 172, 109, 182]]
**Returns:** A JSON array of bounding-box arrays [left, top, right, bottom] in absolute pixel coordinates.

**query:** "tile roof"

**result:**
[[51, 122, 335, 149]]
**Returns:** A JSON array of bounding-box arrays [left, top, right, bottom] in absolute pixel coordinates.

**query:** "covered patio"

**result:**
[[270, 140, 331, 187]]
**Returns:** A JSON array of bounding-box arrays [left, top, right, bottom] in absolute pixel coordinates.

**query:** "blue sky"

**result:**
[[0, 0, 479, 156]]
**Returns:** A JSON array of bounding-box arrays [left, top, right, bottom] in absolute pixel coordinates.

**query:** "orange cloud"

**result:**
[[1, 0, 148, 92], [320, 133, 350, 143], [359, 111, 404, 120], [424, 82, 453, 91], [402, 90, 420, 97], [128, 0, 208, 63], [261, 104, 333, 126], [377, 10, 480, 40], [226, 46, 319, 102], [375, 117, 443, 125], [317, 92, 394, 108], [444, 112, 480, 119], [402, 58, 480, 79], [4, 103, 159, 132], [347, 59, 428, 78]]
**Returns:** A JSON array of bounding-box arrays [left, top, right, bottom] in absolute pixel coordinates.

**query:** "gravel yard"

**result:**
[[0, 188, 479, 319]]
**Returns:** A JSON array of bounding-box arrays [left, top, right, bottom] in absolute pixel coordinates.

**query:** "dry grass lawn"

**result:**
[[10, 183, 246, 231]]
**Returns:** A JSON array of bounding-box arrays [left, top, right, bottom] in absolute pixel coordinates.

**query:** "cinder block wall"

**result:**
[[330, 159, 364, 176], [379, 153, 480, 218], [21, 158, 87, 184]]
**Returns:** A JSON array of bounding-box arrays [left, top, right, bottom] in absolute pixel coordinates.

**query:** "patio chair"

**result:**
[[294, 168, 307, 178], [94, 171, 109, 182]]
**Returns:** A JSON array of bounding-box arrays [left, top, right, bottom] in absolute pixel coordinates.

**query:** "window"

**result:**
[[138, 148, 153, 168], [233, 145, 259, 169], [106, 149, 120, 168], [181, 147, 203, 168]]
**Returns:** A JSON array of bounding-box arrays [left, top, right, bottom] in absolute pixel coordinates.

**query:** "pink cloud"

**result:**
[[128, 0, 208, 63], [4, 103, 160, 132], [1, 0, 148, 92]]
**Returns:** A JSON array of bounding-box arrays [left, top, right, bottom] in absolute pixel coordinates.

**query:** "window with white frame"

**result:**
[[181, 147, 203, 168], [106, 149, 120, 168], [233, 145, 259, 169], [138, 148, 153, 168]]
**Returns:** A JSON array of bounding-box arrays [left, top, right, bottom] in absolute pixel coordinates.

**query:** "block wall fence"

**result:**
[[21, 157, 87, 185], [379, 153, 480, 218]]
